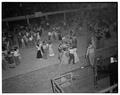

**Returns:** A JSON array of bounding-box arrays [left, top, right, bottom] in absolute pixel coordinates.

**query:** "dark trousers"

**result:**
[[48, 35, 51, 40], [109, 62, 118, 86], [69, 53, 75, 64]]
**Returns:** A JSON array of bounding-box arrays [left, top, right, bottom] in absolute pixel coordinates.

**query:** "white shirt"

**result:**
[[48, 32, 52, 36], [14, 50, 20, 57], [69, 49, 75, 54]]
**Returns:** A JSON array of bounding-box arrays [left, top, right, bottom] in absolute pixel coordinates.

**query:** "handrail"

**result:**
[[51, 79, 64, 93], [96, 45, 117, 53], [95, 45, 117, 58], [99, 84, 118, 93]]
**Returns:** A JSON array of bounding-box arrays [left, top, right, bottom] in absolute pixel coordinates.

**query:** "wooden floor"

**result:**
[[3, 63, 110, 93]]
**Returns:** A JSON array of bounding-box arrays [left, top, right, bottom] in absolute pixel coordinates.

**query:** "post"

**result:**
[[45, 15, 49, 26], [63, 12, 66, 25], [26, 16, 30, 25], [6, 21, 9, 29]]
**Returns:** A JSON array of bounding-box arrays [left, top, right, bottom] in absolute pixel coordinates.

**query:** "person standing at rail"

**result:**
[[109, 55, 118, 86], [86, 41, 95, 66]]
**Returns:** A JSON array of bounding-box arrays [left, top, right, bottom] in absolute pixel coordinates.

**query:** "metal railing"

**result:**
[[99, 84, 118, 93], [51, 45, 118, 93]]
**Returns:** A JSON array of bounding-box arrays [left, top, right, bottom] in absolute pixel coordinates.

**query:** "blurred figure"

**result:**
[[86, 41, 95, 66], [7, 50, 16, 68], [13, 47, 21, 65], [36, 41, 43, 59], [109, 55, 118, 86], [48, 41, 55, 56], [2, 53, 8, 70], [61, 48, 69, 64], [42, 41, 49, 59]]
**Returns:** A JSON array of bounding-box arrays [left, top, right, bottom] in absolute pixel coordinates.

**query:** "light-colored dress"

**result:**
[[14, 49, 21, 65], [69, 48, 79, 63], [48, 44, 55, 56], [86, 44, 95, 66]]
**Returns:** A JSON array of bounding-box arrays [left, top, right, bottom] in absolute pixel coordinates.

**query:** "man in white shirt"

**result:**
[[48, 32, 52, 40]]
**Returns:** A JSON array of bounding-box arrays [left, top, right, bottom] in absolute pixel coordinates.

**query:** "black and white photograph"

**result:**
[[2, 2, 118, 93]]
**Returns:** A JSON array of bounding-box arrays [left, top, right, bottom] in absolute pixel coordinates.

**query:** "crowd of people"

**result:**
[[2, 46, 21, 70], [2, 24, 44, 70], [2, 19, 82, 70], [35, 26, 80, 65], [2, 7, 116, 71]]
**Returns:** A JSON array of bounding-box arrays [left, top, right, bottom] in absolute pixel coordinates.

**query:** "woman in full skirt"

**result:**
[[36, 42, 43, 59]]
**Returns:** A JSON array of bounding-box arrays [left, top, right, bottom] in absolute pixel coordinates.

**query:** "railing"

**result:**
[[51, 45, 117, 93], [93, 45, 117, 87], [99, 84, 118, 93], [3, 4, 109, 22], [95, 45, 118, 58], [51, 66, 93, 93]]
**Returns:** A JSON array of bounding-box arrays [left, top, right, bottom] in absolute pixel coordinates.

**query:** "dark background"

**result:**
[[2, 2, 117, 18]]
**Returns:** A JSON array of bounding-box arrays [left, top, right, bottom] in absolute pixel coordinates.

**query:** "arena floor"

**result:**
[[2, 31, 116, 92]]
